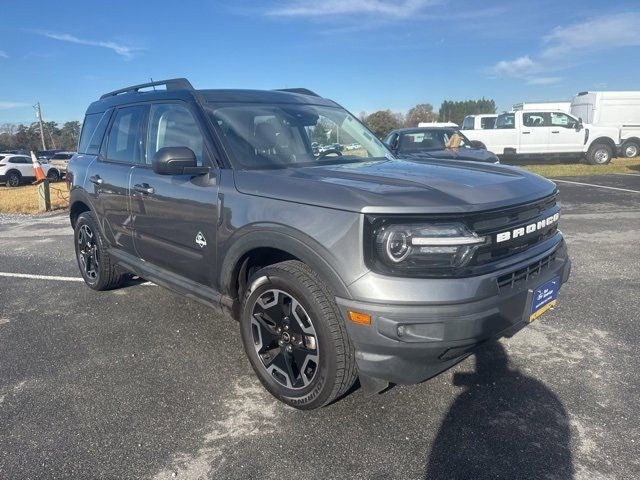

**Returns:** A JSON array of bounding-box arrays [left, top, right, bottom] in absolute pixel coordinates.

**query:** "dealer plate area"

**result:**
[[530, 276, 560, 322]]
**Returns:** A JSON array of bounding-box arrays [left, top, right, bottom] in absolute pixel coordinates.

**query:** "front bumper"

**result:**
[[336, 238, 571, 385]]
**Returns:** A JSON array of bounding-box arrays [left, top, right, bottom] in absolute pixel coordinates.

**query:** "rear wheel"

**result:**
[[6, 171, 20, 187], [622, 141, 639, 158], [74, 211, 125, 290], [240, 260, 357, 409], [586, 143, 612, 165]]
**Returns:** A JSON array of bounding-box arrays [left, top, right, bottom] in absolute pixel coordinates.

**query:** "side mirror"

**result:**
[[470, 140, 486, 149], [576, 119, 583, 131], [152, 147, 208, 175]]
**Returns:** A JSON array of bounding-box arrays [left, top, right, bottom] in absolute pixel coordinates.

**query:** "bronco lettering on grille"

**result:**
[[496, 212, 560, 243]]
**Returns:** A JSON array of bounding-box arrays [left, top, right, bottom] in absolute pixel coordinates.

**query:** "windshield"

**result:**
[[208, 103, 391, 169], [397, 129, 471, 153]]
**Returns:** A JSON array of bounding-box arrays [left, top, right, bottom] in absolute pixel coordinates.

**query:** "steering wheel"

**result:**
[[316, 148, 343, 161]]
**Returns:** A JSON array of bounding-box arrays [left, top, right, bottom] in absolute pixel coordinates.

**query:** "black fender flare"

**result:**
[[69, 188, 97, 227], [219, 229, 352, 300]]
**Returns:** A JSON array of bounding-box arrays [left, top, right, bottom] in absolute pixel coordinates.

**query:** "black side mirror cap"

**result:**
[[152, 147, 209, 175]]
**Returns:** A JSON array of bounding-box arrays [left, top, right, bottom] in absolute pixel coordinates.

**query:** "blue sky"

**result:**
[[1, 0, 639, 124]]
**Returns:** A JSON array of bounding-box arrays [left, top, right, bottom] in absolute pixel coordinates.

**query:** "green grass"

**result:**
[[520, 157, 640, 177]]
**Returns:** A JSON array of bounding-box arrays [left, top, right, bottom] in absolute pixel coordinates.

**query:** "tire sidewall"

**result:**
[[7, 172, 20, 187], [589, 144, 612, 165], [240, 268, 339, 409], [47, 170, 60, 182]]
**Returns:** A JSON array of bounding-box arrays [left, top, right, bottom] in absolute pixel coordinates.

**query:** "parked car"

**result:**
[[0, 153, 62, 186], [385, 127, 500, 163], [48, 151, 75, 176], [68, 78, 570, 409], [463, 110, 620, 164], [37, 149, 65, 162], [571, 91, 640, 158], [461, 114, 497, 130]]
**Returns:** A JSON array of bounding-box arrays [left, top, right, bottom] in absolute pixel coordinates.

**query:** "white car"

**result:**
[[0, 153, 62, 187], [463, 110, 620, 165]]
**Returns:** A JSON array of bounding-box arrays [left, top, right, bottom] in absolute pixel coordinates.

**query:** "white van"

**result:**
[[571, 91, 640, 158], [513, 102, 571, 113]]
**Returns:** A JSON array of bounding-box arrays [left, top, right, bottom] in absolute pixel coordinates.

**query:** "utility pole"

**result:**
[[34, 102, 47, 151]]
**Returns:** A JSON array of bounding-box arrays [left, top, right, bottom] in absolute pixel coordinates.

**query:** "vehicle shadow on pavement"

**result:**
[[424, 341, 574, 479]]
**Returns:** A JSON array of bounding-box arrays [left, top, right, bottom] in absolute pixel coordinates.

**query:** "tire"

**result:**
[[47, 169, 60, 182], [622, 141, 639, 158], [6, 171, 21, 187], [240, 260, 357, 410], [74, 211, 126, 290], [586, 143, 613, 165]]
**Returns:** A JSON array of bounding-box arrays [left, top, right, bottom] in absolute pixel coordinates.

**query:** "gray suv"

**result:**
[[68, 79, 571, 410]]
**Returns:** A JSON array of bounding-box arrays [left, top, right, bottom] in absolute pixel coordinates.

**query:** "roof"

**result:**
[[390, 126, 458, 134], [86, 78, 338, 114]]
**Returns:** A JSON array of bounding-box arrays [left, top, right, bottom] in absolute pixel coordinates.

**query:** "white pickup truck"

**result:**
[[463, 110, 620, 164]]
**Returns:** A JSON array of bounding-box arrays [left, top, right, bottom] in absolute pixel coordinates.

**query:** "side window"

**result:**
[[146, 103, 205, 166], [523, 113, 548, 127], [462, 117, 474, 130], [78, 113, 102, 153], [106, 106, 147, 164], [385, 133, 398, 149], [496, 113, 515, 129], [87, 110, 113, 155], [550, 112, 577, 128], [481, 117, 496, 129]]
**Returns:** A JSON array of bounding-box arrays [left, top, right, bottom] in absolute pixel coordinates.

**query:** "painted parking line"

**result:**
[[550, 179, 640, 193], [0, 271, 154, 285], [613, 173, 640, 177]]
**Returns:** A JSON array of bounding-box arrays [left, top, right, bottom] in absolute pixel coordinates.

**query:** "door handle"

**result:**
[[89, 175, 103, 185], [551, 131, 560, 134], [522, 131, 531, 135], [133, 183, 155, 195]]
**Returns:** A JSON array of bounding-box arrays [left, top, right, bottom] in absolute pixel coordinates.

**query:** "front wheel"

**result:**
[[240, 260, 357, 409], [586, 143, 612, 165], [47, 169, 60, 182]]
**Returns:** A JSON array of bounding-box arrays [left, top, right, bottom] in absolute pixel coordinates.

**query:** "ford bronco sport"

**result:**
[[68, 78, 571, 409]]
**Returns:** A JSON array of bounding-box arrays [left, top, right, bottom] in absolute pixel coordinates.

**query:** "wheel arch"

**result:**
[[69, 189, 95, 228], [590, 136, 617, 152], [220, 230, 352, 306]]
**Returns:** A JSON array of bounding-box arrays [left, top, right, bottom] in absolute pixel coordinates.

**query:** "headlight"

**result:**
[[369, 221, 487, 275]]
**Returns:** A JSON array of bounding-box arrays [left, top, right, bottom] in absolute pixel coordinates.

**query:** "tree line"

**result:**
[[0, 121, 81, 152], [360, 98, 496, 140]]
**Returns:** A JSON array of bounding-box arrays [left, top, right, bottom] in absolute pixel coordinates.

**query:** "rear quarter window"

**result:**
[[78, 111, 112, 155]]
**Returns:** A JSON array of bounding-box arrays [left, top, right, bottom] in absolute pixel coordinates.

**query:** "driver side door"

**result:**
[[548, 112, 584, 153], [130, 101, 219, 287]]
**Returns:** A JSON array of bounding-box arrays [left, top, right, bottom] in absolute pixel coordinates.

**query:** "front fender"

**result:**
[[219, 227, 353, 300]]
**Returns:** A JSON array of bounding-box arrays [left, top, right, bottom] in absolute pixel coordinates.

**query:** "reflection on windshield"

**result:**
[[397, 130, 470, 153], [208, 104, 391, 169]]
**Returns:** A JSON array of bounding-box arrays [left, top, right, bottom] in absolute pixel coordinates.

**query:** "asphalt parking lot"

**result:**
[[1, 174, 639, 480]]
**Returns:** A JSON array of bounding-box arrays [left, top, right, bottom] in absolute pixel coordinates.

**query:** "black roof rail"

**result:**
[[274, 88, 321, 97], [100, 78, 194, 100]]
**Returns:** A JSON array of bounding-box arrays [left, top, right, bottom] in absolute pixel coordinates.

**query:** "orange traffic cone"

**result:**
[[30, 151, 48, 184]]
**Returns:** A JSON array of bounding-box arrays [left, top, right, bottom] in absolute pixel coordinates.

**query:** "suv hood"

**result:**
[[233, 159, 556, 214], [397, 147, 498, 163]]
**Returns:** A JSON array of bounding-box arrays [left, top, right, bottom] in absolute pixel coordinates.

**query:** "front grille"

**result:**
[[468, 192, 560, 266], [497, 251, 557, 290]]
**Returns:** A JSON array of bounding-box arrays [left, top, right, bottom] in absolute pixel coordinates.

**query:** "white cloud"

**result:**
[[39, 32, 141, 60], [489, 12, 640, 85], [0, 50, 8, 58], [0, 102, 29, 110], [526, 76, 562, 86], [266, 0, 437, 18]]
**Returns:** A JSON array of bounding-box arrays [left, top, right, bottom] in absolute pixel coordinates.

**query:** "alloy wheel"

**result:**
[[250, 289, 319, 389], [77, 224, 99, 281], [594, 148, 609, 164], [625, 144, 638, 158]]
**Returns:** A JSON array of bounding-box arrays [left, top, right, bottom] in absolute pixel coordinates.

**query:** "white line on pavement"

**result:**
[[0, 272, 154, 285], [613, 173, 640, 177], [550, 179, 640, 193]]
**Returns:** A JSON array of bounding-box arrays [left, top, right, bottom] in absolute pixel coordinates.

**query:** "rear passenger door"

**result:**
[[92, 105, 148, 254], [130, 102, 219, 286]]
